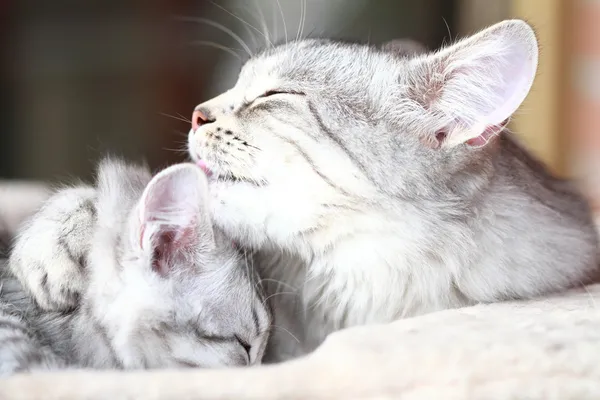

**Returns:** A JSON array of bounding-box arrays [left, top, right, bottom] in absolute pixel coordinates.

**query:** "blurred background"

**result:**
[[0, 0, 598, 217]]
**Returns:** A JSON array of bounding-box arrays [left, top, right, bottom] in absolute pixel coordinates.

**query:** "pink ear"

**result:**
[[137, 164, 212, 275], [408, 20, 538, 148]]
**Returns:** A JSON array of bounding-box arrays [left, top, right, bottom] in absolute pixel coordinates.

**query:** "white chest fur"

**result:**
[[258, 234, 472, 361]]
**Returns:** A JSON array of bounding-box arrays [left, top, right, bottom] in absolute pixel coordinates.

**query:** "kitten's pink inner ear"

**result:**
[[139, 224, 146, 249], [466, 119, 509, 147]]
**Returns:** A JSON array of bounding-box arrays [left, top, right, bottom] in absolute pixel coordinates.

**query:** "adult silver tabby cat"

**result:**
[[187, 20, 600, 359], [1, 160, 270, 375]]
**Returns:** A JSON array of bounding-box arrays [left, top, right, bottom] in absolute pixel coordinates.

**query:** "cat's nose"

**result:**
[[191, 108, 214, 131]]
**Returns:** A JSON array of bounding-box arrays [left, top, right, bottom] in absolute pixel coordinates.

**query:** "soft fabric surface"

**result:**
[[0, 181, 50, 236], [1, 284, 598, 400]]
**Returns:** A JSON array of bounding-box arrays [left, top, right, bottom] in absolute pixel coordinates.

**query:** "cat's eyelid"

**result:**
[[259, 89, 306, 98]]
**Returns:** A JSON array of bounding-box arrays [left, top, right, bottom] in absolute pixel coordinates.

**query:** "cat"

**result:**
[[184, 19, 600, 359], [11, 19, 600, 363], [1, 159, 271, 375]]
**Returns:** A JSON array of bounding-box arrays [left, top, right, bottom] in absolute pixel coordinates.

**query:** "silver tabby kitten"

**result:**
[[10, 20, 600, 363], [1, 159, 270, 375], [186, 19, 600, 360]]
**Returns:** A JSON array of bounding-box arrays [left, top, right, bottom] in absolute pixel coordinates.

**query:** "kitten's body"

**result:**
[[2, 160, 271, 374], [187, 21, 600, 359], [0, 243, 65, 374], [253, 135, 600, 358]]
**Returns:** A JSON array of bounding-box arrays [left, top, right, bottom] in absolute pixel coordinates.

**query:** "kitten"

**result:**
[[2, 159, 270, 374], [186, 19, 600, 359]]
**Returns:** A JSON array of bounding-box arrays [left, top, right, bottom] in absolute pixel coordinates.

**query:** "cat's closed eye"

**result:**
[[234, 334, 251, 356], [257, 90, 305, 99], [242, 90, 305, 111]]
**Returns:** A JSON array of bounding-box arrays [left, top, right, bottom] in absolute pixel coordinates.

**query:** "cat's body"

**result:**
[[186, 20, 600, 359], [0, 243, 65, 375], [7, 20, 599, 364], [2, 160, 271, 374], [252, 135, 600, 358]]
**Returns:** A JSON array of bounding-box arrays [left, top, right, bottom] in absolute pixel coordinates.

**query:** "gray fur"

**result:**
[[1, 159, 271, 375], [187, 20, 600, 361]]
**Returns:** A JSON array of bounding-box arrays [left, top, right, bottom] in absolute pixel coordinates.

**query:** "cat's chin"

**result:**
[[208, 174, 264, 188]]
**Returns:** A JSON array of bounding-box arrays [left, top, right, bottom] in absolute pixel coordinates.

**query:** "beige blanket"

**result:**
[[1, 284, 598, 400]]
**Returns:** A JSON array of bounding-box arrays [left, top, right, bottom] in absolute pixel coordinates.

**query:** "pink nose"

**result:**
[[191, 109, 209, 131]]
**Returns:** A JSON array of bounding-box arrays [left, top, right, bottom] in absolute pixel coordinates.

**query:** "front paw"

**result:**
[[9, 187, 95, 311], [10, 249, 86, 311]]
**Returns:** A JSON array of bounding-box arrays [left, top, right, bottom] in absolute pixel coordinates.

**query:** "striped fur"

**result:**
[[2, 160, 271, 375], [0, 243, 65, 375], [188, 20, 600, 361]]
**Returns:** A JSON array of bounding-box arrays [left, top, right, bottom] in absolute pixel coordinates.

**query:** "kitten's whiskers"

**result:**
[[175, 16, 253, 57], [275, 0, 288, 44], [188, 40, 242, 61], [159, 112, 192, 124], [269, 324, 300, 343], [211, 1, 272, 49]]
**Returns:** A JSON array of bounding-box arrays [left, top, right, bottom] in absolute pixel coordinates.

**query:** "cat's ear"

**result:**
[[407, 20, 538, 148], [137, 164, 213, 275], [381, 39, 427, 58]]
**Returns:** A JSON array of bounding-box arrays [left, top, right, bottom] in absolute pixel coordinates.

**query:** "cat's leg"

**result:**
[[0, 309, 65, 376], [9, 187, 96, 311]]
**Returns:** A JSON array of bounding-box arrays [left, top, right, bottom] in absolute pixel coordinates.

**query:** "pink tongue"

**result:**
[[196, 160, 211, 176]]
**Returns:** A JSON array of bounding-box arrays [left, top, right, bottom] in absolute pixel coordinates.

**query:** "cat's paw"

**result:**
[[9, 187, 96, 311]]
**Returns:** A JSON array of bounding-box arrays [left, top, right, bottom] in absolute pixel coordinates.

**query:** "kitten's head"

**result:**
[[85, 160, 271, 369], [187, 20, 538, 252]]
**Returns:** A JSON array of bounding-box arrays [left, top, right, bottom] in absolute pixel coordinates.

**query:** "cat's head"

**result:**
[[85, 160, 271, 369], [187, 20, 538, 253]]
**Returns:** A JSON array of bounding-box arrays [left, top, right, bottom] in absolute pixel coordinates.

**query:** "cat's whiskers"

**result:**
[[175, 16, 253, 57], [442, 16, 453, 44], [262, 291, 297, 308], [268, 324, 300, 343], [188, 40, 242, 61], [258, 278, 297, 292], [210, 1, 272, 50], [176, 112, 192, 123], [159, 112, 192, 124], [252, 0, 272, 49], [296, 0, 307, 42], [162, 147, 188, 155], [275, 0, 288, 45]]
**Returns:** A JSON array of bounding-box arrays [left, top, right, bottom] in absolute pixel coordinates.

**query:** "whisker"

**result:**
[[579, 279, 597, 309], [442, 16, 453, 43], [175, 16, 253, 57], [173, 130, 191, 138], [258, 278, 297, 292], [262, 291, 297, 307], [255, 1, 272, 48], [296, 0, 307, 41], [163, 146, 189, 155], [269, 324, 300, 344], [210, 1, 271, 49], [159, 112, 192, 124], [275, 0, 288, 44], [176, 112, 192, 123], [188, 40, 242, 61]]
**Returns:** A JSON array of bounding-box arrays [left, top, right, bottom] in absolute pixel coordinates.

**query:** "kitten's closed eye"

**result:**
[[234, 334, 251, 355], [242, 90, 306, 111], [258, 90, 305, 99]]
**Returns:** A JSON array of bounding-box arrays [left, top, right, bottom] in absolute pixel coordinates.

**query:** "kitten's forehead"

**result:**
[[239, 39, 394, 89]]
